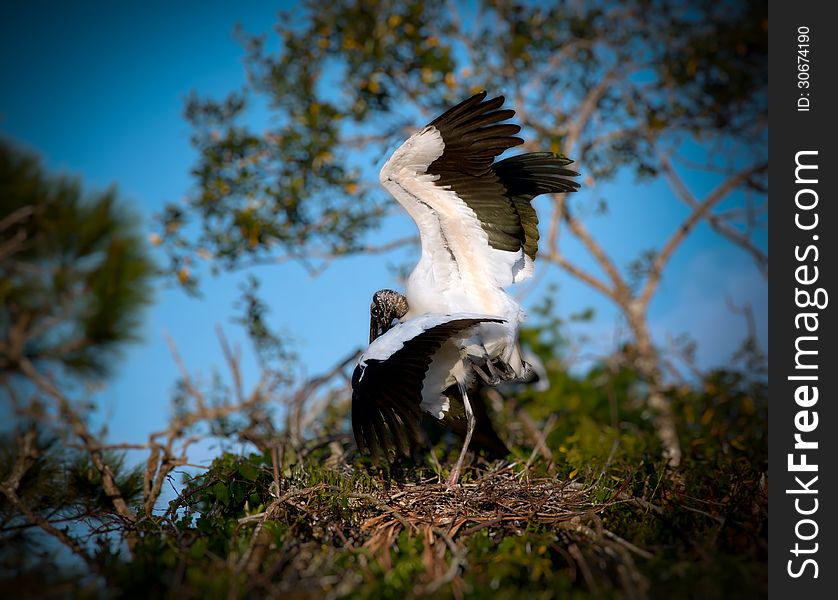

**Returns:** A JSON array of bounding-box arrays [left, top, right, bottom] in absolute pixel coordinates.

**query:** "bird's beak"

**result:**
[[370, 313, 393, 343]]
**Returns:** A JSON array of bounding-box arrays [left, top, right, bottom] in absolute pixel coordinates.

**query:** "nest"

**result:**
[[239, 463, 653, 598]]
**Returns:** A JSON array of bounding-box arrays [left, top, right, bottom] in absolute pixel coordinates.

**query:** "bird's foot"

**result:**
[[491, 359, 539, 384], [472, 362, 500, 386]]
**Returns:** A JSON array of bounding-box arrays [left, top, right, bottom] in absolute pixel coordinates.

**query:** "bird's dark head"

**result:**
[[369, 289, 409, 343]]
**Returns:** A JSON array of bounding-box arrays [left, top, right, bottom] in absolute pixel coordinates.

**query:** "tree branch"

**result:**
[[17, 358, 138, 537], [639, 160, 769, 308], [0, 428, 101, 573], [564, 211, 631, 303], [659, 154, 768, 277], [543, 250, 617, 302]]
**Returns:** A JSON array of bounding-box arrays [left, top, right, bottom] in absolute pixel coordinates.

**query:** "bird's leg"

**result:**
[[446, 384, 476, 487], [471, 362, 498, 386], [470, 348, 501, 386], [484, 355, 503, 381], [492, 359, 515, 379]]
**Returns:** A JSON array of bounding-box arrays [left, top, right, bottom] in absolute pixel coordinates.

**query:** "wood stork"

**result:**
[[353, 92, 581, 483], [376, 91, 580, 384], [352, 313, 505, 484]]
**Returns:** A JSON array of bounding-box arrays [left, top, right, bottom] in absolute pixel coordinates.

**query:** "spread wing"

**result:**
[[379, 91, 580, 288], [351, 315, 501, 459]]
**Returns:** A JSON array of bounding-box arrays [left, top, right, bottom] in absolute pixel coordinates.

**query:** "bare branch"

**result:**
[[217, 325, 245, 405], [287, 348, 360, 444], [564, 68, 619, 157], [639, 161, 769, 308], [228, 235, 418, 274], [659, 154, 768, 276], [0, 204, 39, 232], [543, 250, 617, 302], [564, 211, 631, 303], [0, 227, 28, 262]]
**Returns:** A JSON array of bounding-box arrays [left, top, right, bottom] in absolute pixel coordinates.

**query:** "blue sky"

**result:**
[[1, 2, 767, 457]]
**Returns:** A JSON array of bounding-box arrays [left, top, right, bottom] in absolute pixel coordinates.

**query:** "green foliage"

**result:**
[[160, 0, 767, 290], [0, 140, 155, 378], [3, 324, 763, 597], [0, 339, 767, 597], [0, 2, 769, 596], [0, 432, 144, 576], [0, 433, 144, 521]]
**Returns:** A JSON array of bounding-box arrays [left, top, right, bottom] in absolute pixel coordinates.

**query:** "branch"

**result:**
[[659, 154, 768, 277], [542, 250, 617, 302], [543, 188, 624, 305], [17, 359, 138, 535], [287, 348, 361, 444], [564, 68, 618, 157], [0, 204, 39, 232], [639, 161, 769, 308], [564, 211, 631, 304], [0, 428, 100, 573], [227, 235, 418, 274], [0, 227, 28, 262]]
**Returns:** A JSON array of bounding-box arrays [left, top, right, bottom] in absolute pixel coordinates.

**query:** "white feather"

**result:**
[[379, 126, 532, 378]]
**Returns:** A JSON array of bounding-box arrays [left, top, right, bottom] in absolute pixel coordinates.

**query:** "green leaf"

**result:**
[[212, 481, 230, 506]]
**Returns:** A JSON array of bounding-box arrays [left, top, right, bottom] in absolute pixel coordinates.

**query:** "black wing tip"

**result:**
[[462, 90, 503, 106], [352, 316, 503, 463], [494, 152, 583, 193], [430, 91, 512, 128], [498, 151, 578, 167]]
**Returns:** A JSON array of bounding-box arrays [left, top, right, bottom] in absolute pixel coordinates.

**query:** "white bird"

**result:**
[[353, 92, 580, 483], [376, 91, 580, 384], [351, 313, 505, 484]]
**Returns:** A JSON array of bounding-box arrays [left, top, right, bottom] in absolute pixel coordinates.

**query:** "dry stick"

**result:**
[[568, 543, 601, 598], [0, 204, 39, 232], [288, 348, 361, 445], [216, 324, 245, 405], [144, 334, 276, 515], [165, 333, 207, 413], [495, 391, 552, 464], [726, 297, 762, 357], [602, 529, 655, 560], [237, 484, 330, 524], [2, 312, 33, 365], [523, 413, 558, 471], [0, 228, 27, 262], [2, 486, 101, 573], [143, 429, 203, 517], [419, 525, 468, 595], [271, 444, 282, 498], [236, 516, 270, 575]]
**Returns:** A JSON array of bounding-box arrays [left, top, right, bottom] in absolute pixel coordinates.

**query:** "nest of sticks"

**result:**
[[237, 460, 653, 598]]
